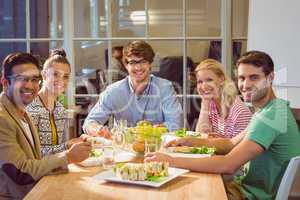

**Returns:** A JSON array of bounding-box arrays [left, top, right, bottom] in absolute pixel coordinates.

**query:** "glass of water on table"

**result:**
[[102, 146, 115, 169], [145, 136, 161, 153], [111, 119, 127, 149]]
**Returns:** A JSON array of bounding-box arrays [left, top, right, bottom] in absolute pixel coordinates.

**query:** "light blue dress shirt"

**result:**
[[83, 74, 183, 131]]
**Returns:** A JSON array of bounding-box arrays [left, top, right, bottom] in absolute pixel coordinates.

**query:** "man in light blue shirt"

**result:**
[[83, 40, 183, 138]]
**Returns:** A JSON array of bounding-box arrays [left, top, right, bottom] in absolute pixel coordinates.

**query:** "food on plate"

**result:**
[[174, 128, 187, 137], [87, 136, 112, 147], [79, 149, 103, 167], [90, 149, 102, 157], [115, 162, 169, 181], [173, 146, 216, 155], [186, 131, 201, 137], [144, 162, 168, 177], [174, 129, 207, 138], [173, 146, 191, 153], [116, 163, 147, 181]]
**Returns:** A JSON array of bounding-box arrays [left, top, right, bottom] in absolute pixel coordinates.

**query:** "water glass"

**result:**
[[112, 119, 128, 148], [112, 130, 125, 148], [102, 146, 115, 169], [145, 137, 160, 153]]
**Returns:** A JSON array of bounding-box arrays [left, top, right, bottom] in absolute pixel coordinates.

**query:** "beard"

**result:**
[[250, 86, 268, 102], [242, 78, 269, 103]]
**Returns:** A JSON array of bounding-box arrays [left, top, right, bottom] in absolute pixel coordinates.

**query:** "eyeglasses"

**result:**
[[127, 59, 149, 66], [8, 75, 42, 84]]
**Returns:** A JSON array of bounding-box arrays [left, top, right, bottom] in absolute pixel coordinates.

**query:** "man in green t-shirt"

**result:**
[[144, 51, 300, 200]]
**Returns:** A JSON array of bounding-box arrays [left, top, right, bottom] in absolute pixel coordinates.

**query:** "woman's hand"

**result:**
[[164, 137, 195, 147]]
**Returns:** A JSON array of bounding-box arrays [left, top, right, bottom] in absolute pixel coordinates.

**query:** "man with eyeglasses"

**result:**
[[84, 40, 183, 138], [0, 52, 91, 199]]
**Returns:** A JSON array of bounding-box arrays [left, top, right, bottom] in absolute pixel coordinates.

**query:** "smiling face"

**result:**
[[5, 63, 40, 107], [42, 62, 70, 96], [196, 69, 224, 100], [125, 55, 151, 85], [237, 63, 273, 103]]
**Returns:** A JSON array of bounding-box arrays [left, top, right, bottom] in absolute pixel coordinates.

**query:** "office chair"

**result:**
[[275, 155, 300, 200]]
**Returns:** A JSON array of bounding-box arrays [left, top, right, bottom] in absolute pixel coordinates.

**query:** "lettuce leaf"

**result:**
[[146, 175, 168, 182], [174, 128, 186, 137], [90, 149, 102, 157], [190, 146, 216, 154]]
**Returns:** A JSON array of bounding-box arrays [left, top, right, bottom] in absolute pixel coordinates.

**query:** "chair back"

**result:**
[[275, 155, 300, 200]]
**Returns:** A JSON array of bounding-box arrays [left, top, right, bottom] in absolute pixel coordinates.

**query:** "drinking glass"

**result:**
[[112, 119, 127, 149], [102, 146, 115, 169], [145, 137, 160, 153]]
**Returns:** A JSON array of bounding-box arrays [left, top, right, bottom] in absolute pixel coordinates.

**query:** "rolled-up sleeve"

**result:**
[[83, 90, 113, 132]]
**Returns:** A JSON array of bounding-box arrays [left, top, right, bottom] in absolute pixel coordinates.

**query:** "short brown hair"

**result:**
[[236, 50, 274, 76], [123, 40, 155, 64]]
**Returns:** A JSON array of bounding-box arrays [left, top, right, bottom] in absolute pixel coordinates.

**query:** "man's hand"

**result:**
[[144, 152, 174, 165], [85, 123, 112, 139], [96, 126, 112, 139], [79, 134, 93, 142], [66, 141, 92, 163], [66, 137, 83, 149]]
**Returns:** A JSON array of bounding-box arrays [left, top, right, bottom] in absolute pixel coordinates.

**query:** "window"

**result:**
[[0, 0, 63, 65], [0, 0, 249, 131]]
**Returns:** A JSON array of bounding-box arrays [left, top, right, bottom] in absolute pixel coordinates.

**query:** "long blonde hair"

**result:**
[[195, 59, 237, 118]]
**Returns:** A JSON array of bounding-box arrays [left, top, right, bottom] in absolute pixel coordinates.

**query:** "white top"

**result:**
[[20, 120, 34, 148]]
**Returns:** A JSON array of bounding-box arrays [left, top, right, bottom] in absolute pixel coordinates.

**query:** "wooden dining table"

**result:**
[[24, 153, 228, 200]]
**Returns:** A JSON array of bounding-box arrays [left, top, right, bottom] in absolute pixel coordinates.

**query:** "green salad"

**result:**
[[90, 149, 102, 157], [189, 146, 216, 154], [174, 128, 187, 137], [146, 175, 168, 182]]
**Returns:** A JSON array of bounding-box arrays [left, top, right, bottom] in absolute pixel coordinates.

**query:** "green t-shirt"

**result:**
[[238, 98, 300, 200]]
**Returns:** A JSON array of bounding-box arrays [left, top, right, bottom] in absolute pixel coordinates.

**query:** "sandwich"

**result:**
[[115, 162, 169, 181]]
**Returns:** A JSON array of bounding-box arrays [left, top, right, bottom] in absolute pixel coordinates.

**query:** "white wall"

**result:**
[[248, 0, 300, 108]]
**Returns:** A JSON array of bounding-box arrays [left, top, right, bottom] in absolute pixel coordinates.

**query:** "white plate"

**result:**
[[164, 147, 212, 158], [92, 167, 189, 188], [165, 152, 211, 158], [161, 132, 208, 146], [79, 150, 137, 167]]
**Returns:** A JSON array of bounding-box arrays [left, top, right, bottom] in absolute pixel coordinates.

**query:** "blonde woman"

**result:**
[[195, 59, 252, 138], [27, 49, 82, 157]]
